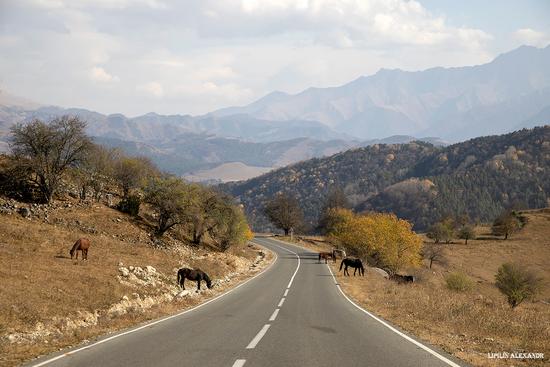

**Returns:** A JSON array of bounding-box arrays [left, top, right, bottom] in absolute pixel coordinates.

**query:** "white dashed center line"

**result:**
[[277, 298, 285, 307], [284, 289, 289, 297], [246, 324, 271, 349], [269, 308, 280, 321]]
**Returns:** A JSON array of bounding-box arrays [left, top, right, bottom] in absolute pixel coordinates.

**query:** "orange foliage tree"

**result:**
[[327, 208, 422, 274]]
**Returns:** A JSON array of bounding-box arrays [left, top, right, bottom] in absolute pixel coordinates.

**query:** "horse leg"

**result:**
[[197, 279, 201, 291], [84, 249, 88, 260], [344, 265, 349, 276], [181, 279, 185, 290]]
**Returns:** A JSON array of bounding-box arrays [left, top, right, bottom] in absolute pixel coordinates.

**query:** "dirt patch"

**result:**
[[0, 198, 274, 367]]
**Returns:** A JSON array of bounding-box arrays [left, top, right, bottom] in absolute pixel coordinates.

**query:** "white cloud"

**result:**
[[137, 82, 164, 98], [90, 66, 119, 83], [0, 0, 502, 116], [514, 28, 550, 48]]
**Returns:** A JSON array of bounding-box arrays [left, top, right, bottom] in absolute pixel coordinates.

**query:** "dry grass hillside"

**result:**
[[287, 210, 550, 367], [0, 196, 273, 367]]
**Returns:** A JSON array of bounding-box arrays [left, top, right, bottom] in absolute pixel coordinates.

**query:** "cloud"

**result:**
[[137, 82, 164, 98], [0, 0, 500, 116], [513, 28, 550, 48], [186, 0, 492, 50], [90, 66, 119, 83]]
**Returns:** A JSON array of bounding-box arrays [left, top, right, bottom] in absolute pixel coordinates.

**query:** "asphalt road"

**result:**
[[28, 237, 467, 367]]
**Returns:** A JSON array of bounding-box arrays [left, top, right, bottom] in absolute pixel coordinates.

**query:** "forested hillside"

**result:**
[[223, 126, 550, 231]]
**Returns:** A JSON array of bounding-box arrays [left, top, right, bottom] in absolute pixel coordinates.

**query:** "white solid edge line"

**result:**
[[277, 298, 285, 307], [326, 264, 463, 367], [246, 324, 271, 349], [30, 242, 278, 367], [269, 308, 280, 321], [262, 240, 300, 288], [232, 359, 246, 367]]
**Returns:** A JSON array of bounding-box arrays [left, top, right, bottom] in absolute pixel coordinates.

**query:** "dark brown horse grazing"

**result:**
[[70, 238, 90, 260], [339, 258, 365, 276], [177, 268, 213, 290], [318, 251, 335, 264]]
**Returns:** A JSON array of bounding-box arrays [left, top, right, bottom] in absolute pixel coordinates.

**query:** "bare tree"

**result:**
[[10, 116, 91, 203], [421, 243, 446, 269], [264, 193, 304, 235]]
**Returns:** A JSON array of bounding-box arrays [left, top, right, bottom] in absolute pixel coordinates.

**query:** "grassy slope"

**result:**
[[0, 198, 272, 366], [287, 210, 550, 367]]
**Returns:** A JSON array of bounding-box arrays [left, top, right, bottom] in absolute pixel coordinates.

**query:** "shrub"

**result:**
[[445, 272, 473, 292], [495, 263, 541, 308], [117, 194, 141, 216]]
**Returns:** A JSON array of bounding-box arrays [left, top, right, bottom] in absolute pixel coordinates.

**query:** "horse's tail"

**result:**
[[339, 259, 345, 272]]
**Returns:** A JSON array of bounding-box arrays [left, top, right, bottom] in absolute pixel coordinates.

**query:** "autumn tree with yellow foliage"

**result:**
[[326, 208, 422, 274]]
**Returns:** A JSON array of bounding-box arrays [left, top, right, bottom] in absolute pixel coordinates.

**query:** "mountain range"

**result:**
[[212, 45, 550, 141], [1, 44, 549, 181], [222, 126, 550, 232]]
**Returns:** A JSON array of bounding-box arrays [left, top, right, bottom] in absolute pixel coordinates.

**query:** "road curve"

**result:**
[[27, 237, 467, 367]]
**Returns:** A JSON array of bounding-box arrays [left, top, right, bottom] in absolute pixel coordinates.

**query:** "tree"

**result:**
[[74, 144, 119, 201], [10, 116, 92, 203], [495, 263, 541, 308], [188, 188, 234, 246], [492, 211, 521, 240], [209, 205, 252, 251], [114, 156, 158, 197], [328, 209, 423, 275], [458, 224, 476, 244], [318, 186, 350, 234], [144, 177, 198, 236], [426, 219, 454, 244], [421, 243, 446, 269], [264, 193, 304, 235]]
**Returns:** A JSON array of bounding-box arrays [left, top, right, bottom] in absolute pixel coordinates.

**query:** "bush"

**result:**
[[117, 194, 141, 216], [495, 263, 541, 308], [445, 272, 473, 292]]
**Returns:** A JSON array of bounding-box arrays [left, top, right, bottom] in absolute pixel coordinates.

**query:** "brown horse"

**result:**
[[70, 238, 90, 260], [318, 251, 335, 264]]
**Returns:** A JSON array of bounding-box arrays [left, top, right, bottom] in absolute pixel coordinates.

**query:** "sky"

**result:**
[[1, 0, 549, 117]]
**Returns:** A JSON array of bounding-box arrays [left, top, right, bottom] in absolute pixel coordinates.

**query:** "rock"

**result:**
[[119, 267, 130, 277], [145, 265, 157, 274], [177, 290, 190, 298], [371, 267, 390, 279], [122, 295, 129, 301]]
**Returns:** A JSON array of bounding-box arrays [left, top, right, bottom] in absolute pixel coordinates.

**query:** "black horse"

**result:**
[[177, 268, 213, 290], [339, 258, 365, 276]]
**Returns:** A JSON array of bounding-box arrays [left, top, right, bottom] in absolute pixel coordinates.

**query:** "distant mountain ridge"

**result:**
[[222, 126, 550, 232], [212, 45, 550, 141]]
